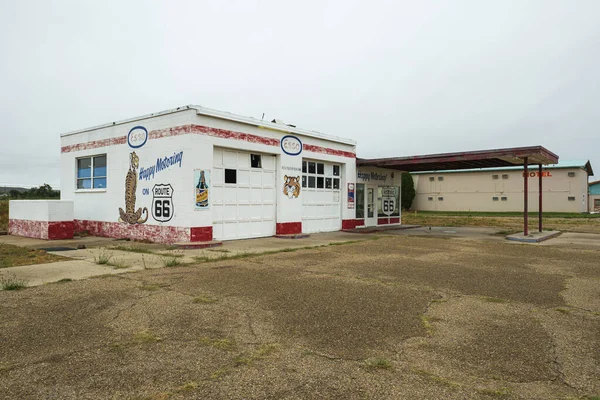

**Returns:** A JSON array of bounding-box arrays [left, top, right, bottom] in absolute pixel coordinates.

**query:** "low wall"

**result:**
[[8, 200, 74, 240]]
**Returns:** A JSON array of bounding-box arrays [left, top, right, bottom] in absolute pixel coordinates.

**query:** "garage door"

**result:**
[[301, 160, 342, 233], [212, 148, 276, 240]]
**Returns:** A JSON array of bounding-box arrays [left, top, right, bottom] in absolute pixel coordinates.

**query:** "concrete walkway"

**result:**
[[0, 231, 379, 288]]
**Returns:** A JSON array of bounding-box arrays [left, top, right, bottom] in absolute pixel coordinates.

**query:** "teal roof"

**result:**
[[412, 160, 593, 175]]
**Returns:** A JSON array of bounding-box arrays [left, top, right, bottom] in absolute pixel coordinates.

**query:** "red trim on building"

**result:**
[[303, 144, 356, 159], [74, 220, 191, 244], [190, 125, 280, 146], [341, 219, 358, 230], [355, 219, 365, 226], [190, 226, 213, 242], [276, 222, 302, 235], [61, 136, 127, 153], [48, 221, 75, 240], [377, 218, 390, 225], [61, 124, 356, 158], [390, 217, 400, 224]]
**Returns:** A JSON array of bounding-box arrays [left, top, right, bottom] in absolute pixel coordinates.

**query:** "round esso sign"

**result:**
[[281, 135, 302, 156], [127, 126, 148, 149]]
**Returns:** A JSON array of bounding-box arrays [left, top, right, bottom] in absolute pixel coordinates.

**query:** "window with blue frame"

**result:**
[[77, 155, 107, 189]]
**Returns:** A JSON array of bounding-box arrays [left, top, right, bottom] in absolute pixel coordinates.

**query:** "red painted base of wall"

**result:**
[[342, 219, 358, 230], [276, 222, 302, 235], [9, 219, 74, 240], [74, 220, 194, 244], [191, 227, 213, 242], [378, 217, 401, 225], [48, 221, 75, 240]]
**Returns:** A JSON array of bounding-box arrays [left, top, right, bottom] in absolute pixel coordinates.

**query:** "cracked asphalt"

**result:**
[[1, 235, 599, 399]]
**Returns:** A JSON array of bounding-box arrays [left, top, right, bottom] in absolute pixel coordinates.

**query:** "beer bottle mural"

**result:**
[[194, 169, 210, 210]]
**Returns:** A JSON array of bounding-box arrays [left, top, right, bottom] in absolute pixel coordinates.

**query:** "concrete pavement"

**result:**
[[0, 231, 381, 288]]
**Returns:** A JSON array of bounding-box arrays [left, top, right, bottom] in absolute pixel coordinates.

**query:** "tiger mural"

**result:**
[[118, 151, 148, 224], [283, 175, 301, 199]]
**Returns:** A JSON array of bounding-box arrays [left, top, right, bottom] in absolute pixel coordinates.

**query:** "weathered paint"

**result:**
[[9, 219, 74, 240], [276, 222, 302, 235], [190, 226, 213, 242], [62, 124, 356, 159], [74, 220, 191, 244], [341, 219, 358, 230]]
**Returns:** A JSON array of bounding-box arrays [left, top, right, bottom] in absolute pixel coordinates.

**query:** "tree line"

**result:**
[[1, 184, 60, 199]]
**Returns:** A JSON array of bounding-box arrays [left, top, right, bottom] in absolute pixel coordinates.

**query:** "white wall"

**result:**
[[59, 108, 357, 237], [9, 200, 73, 222]]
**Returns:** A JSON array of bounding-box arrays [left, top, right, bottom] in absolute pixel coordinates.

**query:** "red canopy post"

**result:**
[[539, 164, 543, 233], [524, 157, 528, 236]]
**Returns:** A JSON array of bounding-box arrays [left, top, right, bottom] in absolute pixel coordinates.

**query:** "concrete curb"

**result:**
[[506, 231, 562, 243]]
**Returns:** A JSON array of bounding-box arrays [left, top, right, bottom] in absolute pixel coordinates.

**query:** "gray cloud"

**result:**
[[1, 0, 599, 188]]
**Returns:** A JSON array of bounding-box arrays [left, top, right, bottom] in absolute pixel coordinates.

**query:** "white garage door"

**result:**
[[301, 160, 342, 233], [212, 148, 276, 240]]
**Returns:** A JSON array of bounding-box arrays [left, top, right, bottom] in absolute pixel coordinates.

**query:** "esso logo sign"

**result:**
[[281, 135, 302, 156], [128, 126, 148, 149]]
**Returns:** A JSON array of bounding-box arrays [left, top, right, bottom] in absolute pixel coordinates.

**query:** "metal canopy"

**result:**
[[357, 145, 560, 237], [357, 146, 559, 172]]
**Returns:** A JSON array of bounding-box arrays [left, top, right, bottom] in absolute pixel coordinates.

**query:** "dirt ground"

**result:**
[[1, 235, 599, 399], [402, 213, 600, 234]]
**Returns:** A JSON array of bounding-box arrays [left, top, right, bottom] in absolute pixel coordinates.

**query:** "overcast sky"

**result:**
[[1, 0, 599, 188]]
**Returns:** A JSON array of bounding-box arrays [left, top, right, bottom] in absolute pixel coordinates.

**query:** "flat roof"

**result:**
[[411, 159, 593, 176], [357, 146, 559, 172], [60, 105, 356, 146]]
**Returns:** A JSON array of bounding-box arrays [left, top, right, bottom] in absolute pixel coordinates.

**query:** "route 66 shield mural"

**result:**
[[152, 184, 174, 222], [381, 187, 396, 217]]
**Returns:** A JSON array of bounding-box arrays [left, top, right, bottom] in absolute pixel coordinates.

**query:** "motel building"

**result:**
[[411, 160, 594, 213], [590, 180, 600, 213], [8, 105, 562, 243]]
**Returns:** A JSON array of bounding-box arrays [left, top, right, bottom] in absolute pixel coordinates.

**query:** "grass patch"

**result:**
[[480, 296, 509, 303], [162, 257, 182, 267], [199, 337, 236, 351], [210, 367, 230, 381], [421, 315, 433, 334], [133, 330, 162, 343], [193, 295, 218, 304], [0, 200, 7, 231], [108, 257, 130, 269], [555, 307, 572, 314], [139, 282, 169, 291], [93, 248, 113, 265], [407, 210, 600, 219], [477, 387, 511, 397], [414, 369, 460, 389], [0, 274, 28, 290], [177, 382, 199, 392], [364, 357, 393, 370], [111, 244, 154, 254], [0, 243, 65, 268], [208, 248, 231, 253], [233, 343, 280, 366], [156, 252, 184, 258]]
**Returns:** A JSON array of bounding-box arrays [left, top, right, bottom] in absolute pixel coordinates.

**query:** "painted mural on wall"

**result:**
[[119, 151, 149, 224], [283, 175, 301, 199], [152, 184, 174, 222], [194, 169, 210, 210]]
